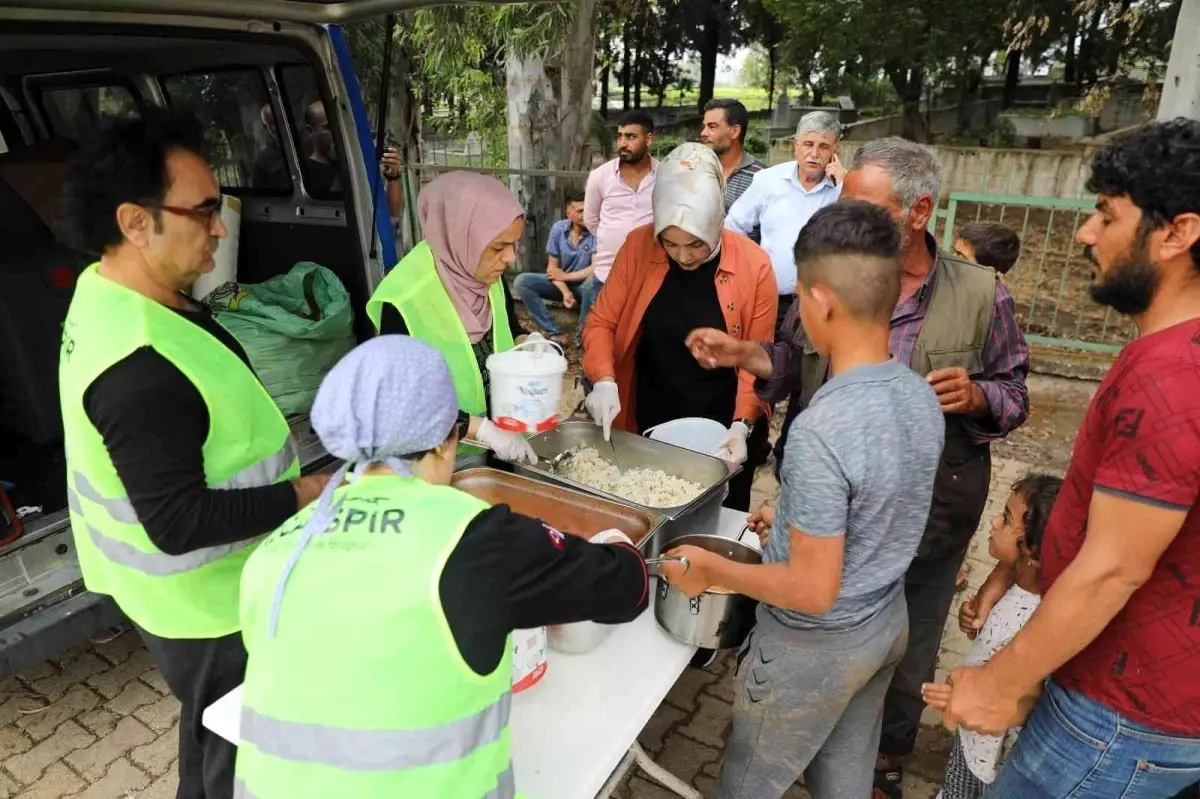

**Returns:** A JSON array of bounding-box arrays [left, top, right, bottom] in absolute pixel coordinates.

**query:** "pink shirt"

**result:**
[[583, 157, 657, 282]]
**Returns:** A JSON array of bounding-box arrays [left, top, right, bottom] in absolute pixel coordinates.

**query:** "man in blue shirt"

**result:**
[[726, 110, 846, 334], [515, 188, 596, 339]]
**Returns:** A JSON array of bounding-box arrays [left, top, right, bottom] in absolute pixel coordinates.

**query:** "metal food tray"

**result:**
[[514, 420, 736, 517], [451, 467, 664, 550]]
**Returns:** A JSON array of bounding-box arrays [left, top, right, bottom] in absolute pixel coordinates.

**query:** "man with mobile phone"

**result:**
[[725, 110, 846, 336]]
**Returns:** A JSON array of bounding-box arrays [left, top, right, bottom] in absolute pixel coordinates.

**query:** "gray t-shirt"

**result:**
[[766, 359, 944, 631]]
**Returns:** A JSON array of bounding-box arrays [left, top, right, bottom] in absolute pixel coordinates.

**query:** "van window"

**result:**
[[279, 65, 341, 200], [41, 84, 139, 143], [163, 70, 291, 194]]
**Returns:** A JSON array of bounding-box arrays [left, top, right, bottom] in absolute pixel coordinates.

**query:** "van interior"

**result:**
[[0, 21, 373, 642]]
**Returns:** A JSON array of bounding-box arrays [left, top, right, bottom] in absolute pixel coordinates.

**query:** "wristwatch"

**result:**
[[734, 417, 754, 428]]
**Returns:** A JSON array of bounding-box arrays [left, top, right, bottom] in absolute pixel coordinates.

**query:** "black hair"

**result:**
[[1086, 118, 1200, 268], [616, 109, 655, 135], [703, 98, 750, 144], [958, 221, 1022, 274], [61, 113, 206, 255], [564, 188, 585, 206], [793, 201, 902, 321], [1010, 473, 1063, 555]]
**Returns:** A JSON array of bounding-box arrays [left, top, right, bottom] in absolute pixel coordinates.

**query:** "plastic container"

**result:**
[[548, 530, 632, 655], [511, 626, 548, 693], [643, 417, 727, 455], [486, 340, 567, 433], [191, 194, 241, 301]]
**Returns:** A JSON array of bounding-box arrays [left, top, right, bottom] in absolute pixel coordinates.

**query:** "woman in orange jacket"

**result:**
[[581, 143, 777, 512]]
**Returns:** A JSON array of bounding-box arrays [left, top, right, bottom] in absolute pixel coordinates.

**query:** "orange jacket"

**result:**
[[582, 225, 778, 433]]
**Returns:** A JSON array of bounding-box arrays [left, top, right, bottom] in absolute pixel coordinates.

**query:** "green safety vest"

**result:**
[[365, 241, 514, 416], [235, 475, 516, 799], [59, 265, 299, 640]]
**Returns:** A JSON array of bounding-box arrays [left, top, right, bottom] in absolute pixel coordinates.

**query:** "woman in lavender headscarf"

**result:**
[[365, 171, 539, 464], [236, 336, 648, 798]]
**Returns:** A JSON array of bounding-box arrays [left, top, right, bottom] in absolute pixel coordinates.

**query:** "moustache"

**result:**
[[1083, 245, 1098, 266]]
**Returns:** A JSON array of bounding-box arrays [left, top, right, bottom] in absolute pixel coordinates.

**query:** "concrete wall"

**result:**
[[768, 140, 1096, 199]]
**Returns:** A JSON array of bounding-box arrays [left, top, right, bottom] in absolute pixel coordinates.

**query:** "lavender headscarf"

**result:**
[[419, 172, 525, 344], [267, 335, 460, 636]]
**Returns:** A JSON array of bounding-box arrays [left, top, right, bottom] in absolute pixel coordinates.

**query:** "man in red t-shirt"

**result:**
[[933, 119, 1200, 798]]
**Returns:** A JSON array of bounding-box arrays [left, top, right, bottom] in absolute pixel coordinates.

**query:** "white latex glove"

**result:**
[[712, 420, 750, 465], [476, 419, 539, 464], [584, 380, 621, 441]]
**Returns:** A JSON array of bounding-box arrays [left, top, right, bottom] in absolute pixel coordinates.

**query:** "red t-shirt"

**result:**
[[1041, 318, 1200, 735]]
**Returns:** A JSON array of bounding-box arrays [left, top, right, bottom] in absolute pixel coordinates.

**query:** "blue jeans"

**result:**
[[514, 272, 583, 336], [577, 276, 602, 343], [987, 680, 1200, 798]]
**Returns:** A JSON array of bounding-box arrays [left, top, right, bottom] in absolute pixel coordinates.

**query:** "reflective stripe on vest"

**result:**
[[71, 437, 297, 526], [68, 437, 297, 577], [233, 764, 515, 799], [239, 691, 511, 772]]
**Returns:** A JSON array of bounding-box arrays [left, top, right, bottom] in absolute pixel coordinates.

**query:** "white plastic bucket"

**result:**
[[511, 626, 548, 693], [548, 530, 632, 655], [643, 417, 727, 455], [486, 340, 568, 434], [191, 194, 241, 301]]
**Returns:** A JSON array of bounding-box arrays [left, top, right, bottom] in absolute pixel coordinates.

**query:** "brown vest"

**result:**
[[790, 252, 998, 560]]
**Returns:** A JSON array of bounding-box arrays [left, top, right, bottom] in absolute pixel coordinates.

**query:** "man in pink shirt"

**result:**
[[580, 109, 658, 336]]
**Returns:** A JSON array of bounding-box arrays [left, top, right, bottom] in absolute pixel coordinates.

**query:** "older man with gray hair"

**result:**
[[688, 136, 1031, 799], [726, 110, 847, 334]]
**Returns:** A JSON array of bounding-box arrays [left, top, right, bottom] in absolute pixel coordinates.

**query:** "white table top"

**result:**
[[202, 507, 752, 799]]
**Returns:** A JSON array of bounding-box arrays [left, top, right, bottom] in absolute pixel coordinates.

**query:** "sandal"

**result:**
[[872, 765, 903, 799]]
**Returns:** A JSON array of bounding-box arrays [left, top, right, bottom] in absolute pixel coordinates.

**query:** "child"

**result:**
[[923, 473, 1063, 799], [954, 221, 1022, 275], [663, 200, 945, 799]]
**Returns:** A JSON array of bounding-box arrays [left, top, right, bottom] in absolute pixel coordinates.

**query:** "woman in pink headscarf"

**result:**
[[366, 171, 536, 464]]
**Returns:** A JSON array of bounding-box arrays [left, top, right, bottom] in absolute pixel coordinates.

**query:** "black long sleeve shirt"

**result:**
[[440, 505, 649, 674], [83, 302, 298, 557]]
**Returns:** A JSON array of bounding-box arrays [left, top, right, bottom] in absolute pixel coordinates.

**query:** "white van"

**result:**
[[0, 0, 468, 673]]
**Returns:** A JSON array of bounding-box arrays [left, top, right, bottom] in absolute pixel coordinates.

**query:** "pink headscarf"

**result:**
[[418, 172, 525, 344]]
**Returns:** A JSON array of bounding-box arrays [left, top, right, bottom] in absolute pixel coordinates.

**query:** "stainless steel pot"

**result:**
[[653, 530, 760, 650]]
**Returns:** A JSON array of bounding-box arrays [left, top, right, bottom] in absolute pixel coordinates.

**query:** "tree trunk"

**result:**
[[600, 63, 610, 118], [633, 44, 642, 108], [557, 0, 599, 173], [622, 23, 632, 110], [767, 44, 778, 110], [887, 64, 926, 141], [1001, 49, 1021, 110], [1079, 9, 1102, 89], [811, 82, 824, 107], [1063, 15, 1078, 86], [697, 9, 720, 109], [506, 53, 560, 274]]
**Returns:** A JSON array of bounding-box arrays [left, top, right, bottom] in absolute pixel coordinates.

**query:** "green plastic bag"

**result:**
[[209, 262, 355, 416]]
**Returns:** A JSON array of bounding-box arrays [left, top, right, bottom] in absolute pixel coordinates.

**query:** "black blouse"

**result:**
[[633, 255, 738, 433]]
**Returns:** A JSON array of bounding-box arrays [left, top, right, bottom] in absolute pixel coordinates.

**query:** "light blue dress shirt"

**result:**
[[724, 162, 842, 294]]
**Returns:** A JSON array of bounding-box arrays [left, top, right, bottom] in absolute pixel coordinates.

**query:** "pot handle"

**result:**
[[735, 523, 755, 546], [644, 555, 690, 576]]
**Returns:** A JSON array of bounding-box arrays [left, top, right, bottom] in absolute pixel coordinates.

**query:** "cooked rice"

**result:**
[[559, 446, 703, 507]]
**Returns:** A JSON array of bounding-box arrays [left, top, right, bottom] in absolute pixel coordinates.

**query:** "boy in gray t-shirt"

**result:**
[[664, 201, 944, 799]]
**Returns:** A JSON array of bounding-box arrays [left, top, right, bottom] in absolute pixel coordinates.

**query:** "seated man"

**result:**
[[666, 201, 945, 799], [514, 189, 595, 340]]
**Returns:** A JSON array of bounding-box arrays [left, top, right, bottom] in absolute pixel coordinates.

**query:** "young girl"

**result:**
[[923, 473, 1062, 799]]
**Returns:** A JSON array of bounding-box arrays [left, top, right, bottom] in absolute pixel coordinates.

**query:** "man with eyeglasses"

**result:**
[[58, 114, 330, 799]]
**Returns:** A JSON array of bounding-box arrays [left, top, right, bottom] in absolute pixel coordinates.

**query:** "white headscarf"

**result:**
[[652, 143, 727, 262]]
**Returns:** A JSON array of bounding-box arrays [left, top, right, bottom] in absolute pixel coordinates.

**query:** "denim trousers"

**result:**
[[987, 679, 1200, 798], [513, 272, 583, 336]]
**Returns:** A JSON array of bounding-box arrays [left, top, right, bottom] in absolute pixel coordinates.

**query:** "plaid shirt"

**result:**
[[756, 236, 1030, 444], [723, 150, 766, 212]]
